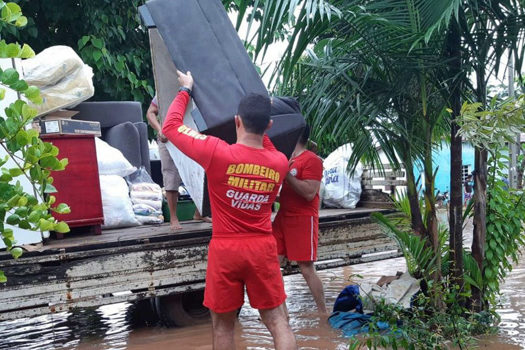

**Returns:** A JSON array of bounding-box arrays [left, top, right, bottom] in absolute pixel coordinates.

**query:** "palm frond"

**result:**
[[372, 212, 437, 279]]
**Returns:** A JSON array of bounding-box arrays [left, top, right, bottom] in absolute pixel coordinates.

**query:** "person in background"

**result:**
[[464, 174, 473, 206], [146, 95, 211, 231], [272, 125, 327, 315], [162, 71, 296, 350]]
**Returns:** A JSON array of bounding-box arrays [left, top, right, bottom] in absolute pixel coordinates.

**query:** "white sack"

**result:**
[[22, 46, 95, 115], [95, 138, 136, 177], [100, 175, 139, 229], [136, 214, 164, 225], [22, 46, 83, 86], [322, 143, 363, 209]]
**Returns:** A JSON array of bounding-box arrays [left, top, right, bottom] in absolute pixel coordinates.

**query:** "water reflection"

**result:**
[[1, 256, 524, 349]]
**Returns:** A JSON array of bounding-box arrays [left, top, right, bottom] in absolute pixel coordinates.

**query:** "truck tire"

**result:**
[[154, 290, 210, 327]]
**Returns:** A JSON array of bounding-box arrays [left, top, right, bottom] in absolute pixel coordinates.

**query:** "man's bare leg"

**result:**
[[278, 255, 290, 320], [165, 190, 182, 230], [259, 304, 297, 350], [210, 310, 237, 350], [297, 261, 327, 314], [193, 209, 212, 223]]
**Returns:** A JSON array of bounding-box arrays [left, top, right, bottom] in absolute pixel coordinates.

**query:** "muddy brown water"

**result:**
[[1, 255, 524, 349]]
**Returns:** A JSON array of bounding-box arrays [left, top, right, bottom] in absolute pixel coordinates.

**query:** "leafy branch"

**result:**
[[0, 1, 70, 283]]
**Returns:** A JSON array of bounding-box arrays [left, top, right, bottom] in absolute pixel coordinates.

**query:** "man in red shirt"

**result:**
[[162, 70, 296, 350], [273, 125, 327, 314]]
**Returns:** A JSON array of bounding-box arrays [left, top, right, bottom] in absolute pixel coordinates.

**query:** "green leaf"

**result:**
[[10, 247, 22, 259], [38, 218, 54, 231], [0, 87, 5, 100], [24, 86, 39, 99], [92, 38, 104, 49], [6, 194, 20, 207], [15, 129, 28, 146], [6, 214, 20, 225], [5, 43, 20, 57], [44, 183, 57, 194], [1, 68, 18, 84], [27, 210, 40, 223], [10, 79, 27, 91], [9, 167, 22, 177], [18, 220, 30, 229], [79, 35, 90, 50], [54, 221, 70, 233], [19, 44, 34, 58], [54, 203, 71, 214], [14, 207, 28, 217], [15, 15, 27, 27], [21, 103, 37, 121], [93, 50, 102, 62], [0, 271, 6, 283]]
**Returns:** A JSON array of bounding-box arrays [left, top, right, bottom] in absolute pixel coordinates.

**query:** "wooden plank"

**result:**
[[362, 180, 407, 186], [362, 171, 405, 178]]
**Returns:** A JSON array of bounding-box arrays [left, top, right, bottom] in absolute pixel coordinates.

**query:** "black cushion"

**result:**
[[73, 101, 143, 128]]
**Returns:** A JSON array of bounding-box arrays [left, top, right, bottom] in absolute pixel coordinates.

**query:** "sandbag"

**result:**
[[22, 46, 83, 86], [100, 175, 139, 229], [127, 167, 164, 221], [136, 214, 164, 225], [22, 46, 95, 116], [322, 144, 363, 209], [133, 203, 162, 216], [95, 138, 137, 177]]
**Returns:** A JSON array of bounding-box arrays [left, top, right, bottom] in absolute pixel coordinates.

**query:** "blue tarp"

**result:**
[[329, 311, 390, 337]]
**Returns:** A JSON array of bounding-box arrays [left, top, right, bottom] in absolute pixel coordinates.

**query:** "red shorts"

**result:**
[[272, 213, 319, 261], [203, 234, 286, 313]]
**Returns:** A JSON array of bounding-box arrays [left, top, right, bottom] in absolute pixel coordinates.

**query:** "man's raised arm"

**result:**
[[161, 71, 219, 170]]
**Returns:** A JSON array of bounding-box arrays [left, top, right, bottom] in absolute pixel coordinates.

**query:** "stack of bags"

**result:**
[[130, 182, 164, 225], [95, 138, 139, 229]]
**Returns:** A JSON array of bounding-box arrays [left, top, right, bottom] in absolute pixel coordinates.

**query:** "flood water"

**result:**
[[1, 254, 524, 349]]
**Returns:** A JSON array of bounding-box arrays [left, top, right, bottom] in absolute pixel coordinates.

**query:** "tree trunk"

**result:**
[[471, 148, 488, 311], [447, 18, 464, 291], [405, 158, 426, 236], [423, 135, 441, 286], [517, 157, 525, 189]]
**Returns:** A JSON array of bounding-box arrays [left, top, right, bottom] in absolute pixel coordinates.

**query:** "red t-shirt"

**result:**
[[279, 150, 323, 217], [162, 91, 288, 237]]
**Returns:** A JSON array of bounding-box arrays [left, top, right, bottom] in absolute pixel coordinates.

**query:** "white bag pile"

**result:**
[[322, 143, 363, 209], [95, 138, 139, 229], [22, 46, 95, 116], [130, 182, 164, 225]]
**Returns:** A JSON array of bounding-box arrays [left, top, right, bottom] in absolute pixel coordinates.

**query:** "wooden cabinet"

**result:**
[[41, 134, 103, 235]]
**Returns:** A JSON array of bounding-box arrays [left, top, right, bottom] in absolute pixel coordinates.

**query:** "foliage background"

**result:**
[[2, 0, 154, 106]]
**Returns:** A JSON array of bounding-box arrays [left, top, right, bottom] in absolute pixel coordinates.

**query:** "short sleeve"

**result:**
[[300, 153, 323, 181]]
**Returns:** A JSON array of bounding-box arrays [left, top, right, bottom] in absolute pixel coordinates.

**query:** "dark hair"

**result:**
[[237, 93, 271, 135], [298, 124, 310, 145]]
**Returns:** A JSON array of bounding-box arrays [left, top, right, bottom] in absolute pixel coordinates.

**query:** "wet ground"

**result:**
[[1, 254, 524, 349]]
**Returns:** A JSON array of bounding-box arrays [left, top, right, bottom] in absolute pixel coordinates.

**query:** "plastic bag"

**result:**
[[136, 214, 164, 225], [100, 175, 139, 229], [130, 191, 163, 202], [95, 138, 136, 177], [131, 198, 162, 211], [23, 46, 83, 86], [133, 203, 162, 216], [322, 144, 363, 209], [126, 167, 156, 185], [22, 46, 95, 115]]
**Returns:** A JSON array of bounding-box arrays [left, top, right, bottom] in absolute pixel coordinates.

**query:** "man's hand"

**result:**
[[158, 132, 168, 143], [177, 70, 193, 90]]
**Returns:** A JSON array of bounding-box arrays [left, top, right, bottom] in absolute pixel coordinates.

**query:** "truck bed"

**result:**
[[0, 208, 399, 320]]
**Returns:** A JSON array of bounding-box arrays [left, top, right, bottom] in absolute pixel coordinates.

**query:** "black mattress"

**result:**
[[140, 0, 305, 158]]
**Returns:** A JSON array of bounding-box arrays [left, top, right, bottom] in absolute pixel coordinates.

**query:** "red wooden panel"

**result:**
[[41, 134, 104, 228]]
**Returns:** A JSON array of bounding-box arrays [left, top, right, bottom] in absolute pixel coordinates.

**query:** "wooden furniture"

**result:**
[[41, 134, 104, 236]]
